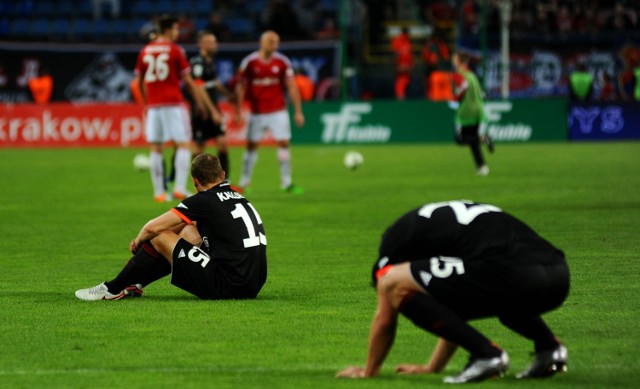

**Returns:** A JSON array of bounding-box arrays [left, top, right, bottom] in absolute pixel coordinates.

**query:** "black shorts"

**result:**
[[192, 114, 224, 145], [410, 256, 570, 320], [170, 238, 240, 300], [456, 124, 480, 144]]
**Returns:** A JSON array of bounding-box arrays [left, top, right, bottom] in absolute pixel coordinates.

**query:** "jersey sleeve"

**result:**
[[452, 72, 468, 101], [175, 45, 191, 78]]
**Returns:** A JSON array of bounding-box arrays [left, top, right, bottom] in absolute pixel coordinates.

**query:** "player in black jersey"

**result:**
[[337, 200, 569, 383], [189, 31, 233, 174], [76, 154, 267, 300]]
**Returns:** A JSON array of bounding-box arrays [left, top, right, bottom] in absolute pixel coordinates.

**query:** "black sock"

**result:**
[[499, 315, 559, 352], [399, 293, 501, 358], [105, 242, 170, 293], [218, 151, 229, 178], [470, 142, 485, 167]]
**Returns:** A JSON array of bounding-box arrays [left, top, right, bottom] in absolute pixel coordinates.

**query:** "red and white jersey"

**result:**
[[237, 51, 294, 114], [134, 39, 191, 107]]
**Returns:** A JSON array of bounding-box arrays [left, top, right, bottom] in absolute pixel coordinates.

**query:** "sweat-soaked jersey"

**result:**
[[172, 181, 267, 292], [372, 200, 565, 285]]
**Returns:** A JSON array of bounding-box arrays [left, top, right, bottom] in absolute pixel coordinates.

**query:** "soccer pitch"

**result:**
[[0, 142, 639, 388]]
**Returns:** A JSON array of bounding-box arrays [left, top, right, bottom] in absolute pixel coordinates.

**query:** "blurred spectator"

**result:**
[[569, 64, 593, 101], [316, 16, 340, 40], [599, 72, 618, 101], [390, 27, 414, 100], [92, 0, 120, 20], [635, 65, 640, 101], [139, 14, 160, 42], [294, 67, 315, 101], [206, 12, 230, 40], [177, 13, 195, 43], [422, 32, 451, 100], [605, 1, 634, 32], [28, 66, 53, 104], [265, 0, 307, 40], [556, 5, 573, 36]]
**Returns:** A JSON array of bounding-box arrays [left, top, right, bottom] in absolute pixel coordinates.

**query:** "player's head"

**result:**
[[158, 15, 179, 41], [259, 30, 280, 56], [197, 31, 217, 55], [191, 153, 225, 190], [452, 50, 469, 70]]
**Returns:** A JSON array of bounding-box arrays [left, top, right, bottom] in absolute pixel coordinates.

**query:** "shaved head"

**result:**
[[259, 30, 280, 58]]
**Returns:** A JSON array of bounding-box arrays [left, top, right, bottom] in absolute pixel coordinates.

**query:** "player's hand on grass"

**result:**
[[336, 366, 366, 378], [395, 364, 432, 375]]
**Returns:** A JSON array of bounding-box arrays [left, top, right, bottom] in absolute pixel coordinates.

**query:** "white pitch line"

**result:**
[[0, 365, 339, 377]]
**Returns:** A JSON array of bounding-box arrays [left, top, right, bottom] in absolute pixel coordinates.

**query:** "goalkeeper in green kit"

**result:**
[[451, 51, 494, 176]]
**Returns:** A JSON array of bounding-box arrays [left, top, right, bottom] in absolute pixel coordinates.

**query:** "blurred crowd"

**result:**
[[417, 0, 640, 38]]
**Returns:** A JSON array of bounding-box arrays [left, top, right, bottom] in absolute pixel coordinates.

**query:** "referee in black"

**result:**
[[189, 31, 233, 173], [337, 200, 569, 383]]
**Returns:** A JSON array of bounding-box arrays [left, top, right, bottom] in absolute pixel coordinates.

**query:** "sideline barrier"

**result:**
[[1, 99, 568, 148]]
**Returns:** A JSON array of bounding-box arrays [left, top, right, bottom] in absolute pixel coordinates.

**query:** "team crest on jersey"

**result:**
[[271, 65, 279, 73]]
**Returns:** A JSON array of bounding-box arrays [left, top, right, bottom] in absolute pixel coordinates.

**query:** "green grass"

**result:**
[[0, 142, 639, 388]]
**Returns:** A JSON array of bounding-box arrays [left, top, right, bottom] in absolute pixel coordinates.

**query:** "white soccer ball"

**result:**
[[133, 153, 150, 171], [343, 151, 364, 170]]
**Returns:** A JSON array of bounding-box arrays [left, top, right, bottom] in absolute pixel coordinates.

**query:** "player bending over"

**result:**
[[337, 200, 569, 383]]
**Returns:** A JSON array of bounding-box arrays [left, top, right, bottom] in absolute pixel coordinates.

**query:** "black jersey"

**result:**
[[373, 200, 564, 283], [172, 181, 267, 291], [190, 53, 220, 104]]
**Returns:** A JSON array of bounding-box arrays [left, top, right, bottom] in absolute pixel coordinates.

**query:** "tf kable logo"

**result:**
[[320, 103, 391, 143]]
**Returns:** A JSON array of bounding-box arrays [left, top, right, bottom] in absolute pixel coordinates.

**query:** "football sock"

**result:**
[[105, 242, 170, 293], [499, 315, 559, 352], [240, 149, 258, 188], [173, 147, 192, 194], [218, 150, 229, 178], [470, 142, 485, 167], [399, 293, 501, 358], [277, 147, 292, 188], [150, 151, 165, 197]]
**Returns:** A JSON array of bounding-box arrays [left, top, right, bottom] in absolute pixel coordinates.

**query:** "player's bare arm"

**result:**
[[135, 75, 147, 105], [195, 84, 222, 125], [131, 211, 184, 253], [234, 81, 246, 124], [182, 74, 207, 118], [396, 338, 459, 375], [336, 283, 398, 378], [285, 78, 304, 127]]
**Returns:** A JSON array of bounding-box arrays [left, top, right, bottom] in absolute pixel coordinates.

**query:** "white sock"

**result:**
[[149, 151, 165, 197], [278, 147, 292, 188], [173, 147, 191, 194], [240, 149, 258, 188]]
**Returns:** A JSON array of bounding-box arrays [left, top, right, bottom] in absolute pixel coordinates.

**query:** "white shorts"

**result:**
[[145, 105, 192, 144], [247, 110, 291, 143]]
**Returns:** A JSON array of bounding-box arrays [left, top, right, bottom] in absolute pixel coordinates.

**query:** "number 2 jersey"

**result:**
[[373, 200, 565, 284], [171, 181, 267, 293]]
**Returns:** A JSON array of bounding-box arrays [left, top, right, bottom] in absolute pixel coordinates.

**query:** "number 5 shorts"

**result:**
[[409, 257, 570, 321], [170, 238, 228, 299]]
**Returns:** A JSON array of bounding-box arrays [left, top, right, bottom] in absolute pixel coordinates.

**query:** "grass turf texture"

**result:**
[[0, 142, 639, 388]]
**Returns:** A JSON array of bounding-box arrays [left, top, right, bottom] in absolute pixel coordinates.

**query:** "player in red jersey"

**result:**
[[233, 30, 305, 194], [134, 15, 210, 202]]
